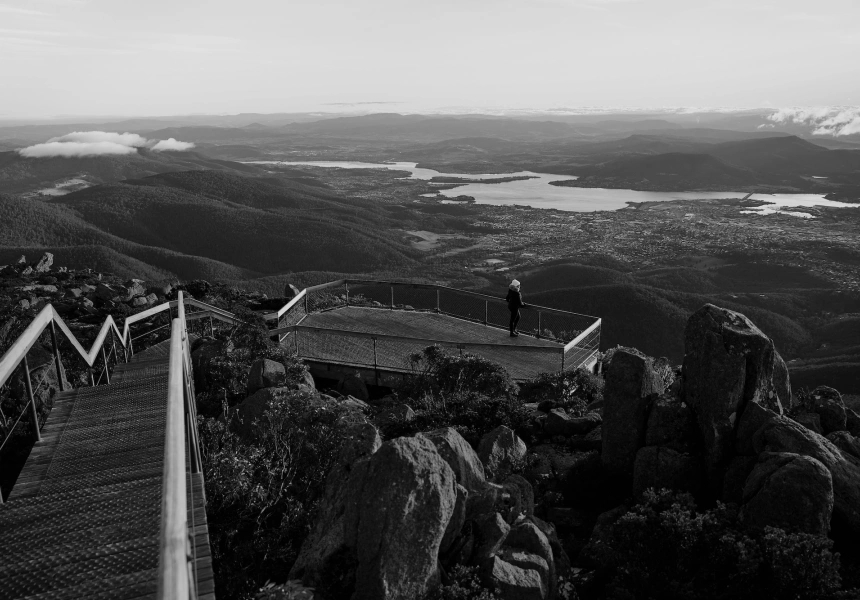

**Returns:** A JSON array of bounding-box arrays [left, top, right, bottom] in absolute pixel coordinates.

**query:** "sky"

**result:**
[[1, 0, 858, 118]]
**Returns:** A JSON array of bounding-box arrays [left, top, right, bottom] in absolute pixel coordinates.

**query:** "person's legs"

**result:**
[[509, 308, 520, 335]]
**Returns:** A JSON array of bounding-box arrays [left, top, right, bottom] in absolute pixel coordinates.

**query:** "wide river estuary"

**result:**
[[251, 160, 858, 216]]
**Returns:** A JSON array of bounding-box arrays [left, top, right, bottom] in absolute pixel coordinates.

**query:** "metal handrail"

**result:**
[[275, 324, 566, 353], [157, 291, 201, 600]]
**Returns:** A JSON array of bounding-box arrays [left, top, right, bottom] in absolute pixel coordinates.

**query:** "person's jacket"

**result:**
[[506, 289, 525, 310]]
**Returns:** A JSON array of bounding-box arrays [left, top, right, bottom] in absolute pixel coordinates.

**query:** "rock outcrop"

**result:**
[[246, 358, 287, 395], [478, 425, 528, 481], [740, 452, 833, 536], [682, 304, 789, 487], [808, 386, 847, 435], [632, 445, 704, 498], [346, 436, 457, 600], [601, 349, 663, 482], [752, 414, 860, 536], [290, 423, 382, 586], [421, 427, 486, 493]]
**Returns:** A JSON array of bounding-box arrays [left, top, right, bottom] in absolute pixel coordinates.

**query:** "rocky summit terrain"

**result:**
[[2, 258, 860, 600]]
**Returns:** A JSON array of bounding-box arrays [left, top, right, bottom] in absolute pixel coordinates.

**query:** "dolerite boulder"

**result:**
[[441, 484, 468, 554], [601, 350, 663, 481], [741, 452, 833, 536], [645, 394, 697, 452], [683, 305, 789, 483], [847, 409, 860, 437], [794, 412, 823, 434], [808, 386, 847, 435], [773, 353, 793, 409], [290, 423, 382, 586], [501, 475, 535, 520], [346, 436, 457, 600], [34, 252, 53, 272], [632, 446, 704, 498], [490, 553, 547, 600], [502, 520, 555, 599], [246, 358, 287, 395], [827, 432, 860, 460], [472, 511, 510, 563], [545, 410, 601, 437], [753, 414, 860, 536], [421, 427, 486, 492], [478, 426, 528, 480]]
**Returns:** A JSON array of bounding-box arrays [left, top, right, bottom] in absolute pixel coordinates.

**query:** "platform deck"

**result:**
[[295, 306, 570, 380]]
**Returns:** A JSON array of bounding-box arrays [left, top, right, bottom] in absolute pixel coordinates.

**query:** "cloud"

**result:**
[[19, 141, 138, 157], [48, 131, 149, 146], [17, 130, 196, 157], [768, 107, 860, 136], [151, 138, 195, 152]]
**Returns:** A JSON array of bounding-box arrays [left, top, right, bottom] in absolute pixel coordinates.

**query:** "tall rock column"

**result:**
[[601, 349, 664, 486], [682, 304, 789, 489], [347, 436, 457, 600]]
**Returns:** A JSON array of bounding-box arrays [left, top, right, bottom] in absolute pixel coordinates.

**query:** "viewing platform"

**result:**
[[270, 280, 602, 384]]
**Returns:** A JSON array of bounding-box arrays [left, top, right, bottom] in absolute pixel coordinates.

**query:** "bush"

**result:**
[[598, 489, 847, 600], [406, 345, 518, 400], [201, 390, 360, 599], [195, 306, 309, 411], [381, 346, 528, 445], [423, 565, 499, 600], [518, 368, 604, 412]]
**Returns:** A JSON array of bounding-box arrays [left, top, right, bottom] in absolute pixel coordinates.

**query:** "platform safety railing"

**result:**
[[265, 279, 601, 375]]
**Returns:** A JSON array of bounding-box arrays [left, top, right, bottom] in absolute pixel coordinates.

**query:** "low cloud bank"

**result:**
[[17, 130, 196, 158], [768, 107, 860, 136], [151, 138, 195, 151]]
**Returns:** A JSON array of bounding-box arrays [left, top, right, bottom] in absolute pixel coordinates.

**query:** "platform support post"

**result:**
[[50, 320, 64, 392], [23, 356, 41, 443]]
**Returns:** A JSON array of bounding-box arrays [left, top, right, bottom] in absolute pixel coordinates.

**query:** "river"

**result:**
[[250, 160, 858, 216]]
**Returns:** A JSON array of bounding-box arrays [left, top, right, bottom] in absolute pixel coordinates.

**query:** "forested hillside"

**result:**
[[0, 169, 421, 279]]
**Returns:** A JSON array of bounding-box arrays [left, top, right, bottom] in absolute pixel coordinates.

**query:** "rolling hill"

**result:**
[[0, 168, 420, 279]]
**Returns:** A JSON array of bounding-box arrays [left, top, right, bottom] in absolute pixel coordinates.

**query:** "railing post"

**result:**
[[23, 356, 41, 442], [390, 286, 394, 309], [49, 320, 64, 392], [111, 330, 118, 367], [345, 282, 349, 306], [538, 311, 542, 338], [101, 345, 111, 384], [436, 289, 440, 313], [304, 293, 309, 314], [484, 301, 488, 325], [561, 349, 565, 372]]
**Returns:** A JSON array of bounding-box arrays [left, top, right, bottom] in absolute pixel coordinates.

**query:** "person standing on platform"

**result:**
[[505, 279, 527, 337]]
